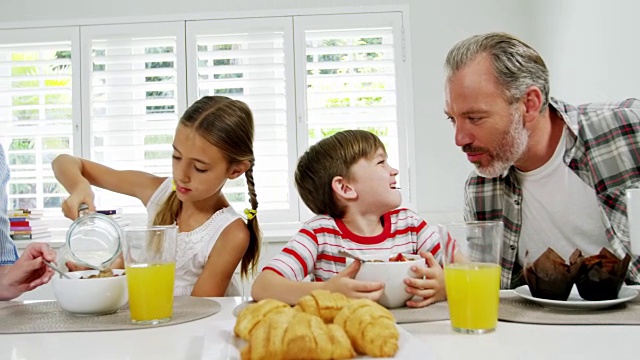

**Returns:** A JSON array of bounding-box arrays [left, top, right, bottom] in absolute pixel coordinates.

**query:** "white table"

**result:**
[[0, 294, 636, 360]]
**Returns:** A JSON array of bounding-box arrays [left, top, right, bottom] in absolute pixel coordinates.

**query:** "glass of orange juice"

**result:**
[[438, 221, 503, 334], [122, 225, 177, 325]]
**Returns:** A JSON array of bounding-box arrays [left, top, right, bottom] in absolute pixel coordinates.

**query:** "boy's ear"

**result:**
[[228, 160, 250, 180], [331, 175, 357, 201]]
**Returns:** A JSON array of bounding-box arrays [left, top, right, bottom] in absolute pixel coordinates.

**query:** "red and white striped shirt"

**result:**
[[264, 208, 446, 282]]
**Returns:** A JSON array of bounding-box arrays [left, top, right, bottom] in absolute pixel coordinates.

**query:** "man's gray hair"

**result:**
[[445, 32, 550, 111]]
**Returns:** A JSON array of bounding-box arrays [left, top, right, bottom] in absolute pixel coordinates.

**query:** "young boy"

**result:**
[[252, 130, 448, 308]]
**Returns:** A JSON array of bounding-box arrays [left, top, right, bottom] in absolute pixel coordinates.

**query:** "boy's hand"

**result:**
[[404, 250, 446, 308], [324, 260, 384, 300]]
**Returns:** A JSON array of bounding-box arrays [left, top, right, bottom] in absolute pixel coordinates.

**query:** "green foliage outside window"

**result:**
[[144, 46, 176, 114], [44, 196, 63, 208], [145, 151, 173, 160], [307, 36, 390, 145], [225, 192, 246, 203], [144, 134, 174, 160], [10, 183, 35, 194]]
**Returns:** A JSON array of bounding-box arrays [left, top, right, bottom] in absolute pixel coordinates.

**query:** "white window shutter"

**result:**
[[0, 11, 415, 234], [294, 13, 413, 216], [81, 22, 186, 214], [0, 27, 79, 216], [187, 18, 298, 224]]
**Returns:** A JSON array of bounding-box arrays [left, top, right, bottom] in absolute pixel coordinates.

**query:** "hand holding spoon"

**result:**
[[43, 260, 72, 279]]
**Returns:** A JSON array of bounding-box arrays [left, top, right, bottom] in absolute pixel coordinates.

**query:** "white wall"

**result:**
[[406, 0, 534, 221], [530, 0, 640, 104]]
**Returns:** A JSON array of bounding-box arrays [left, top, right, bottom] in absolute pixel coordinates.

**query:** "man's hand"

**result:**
[[0, 242, 57, 300], [323, 260, 385, 300]]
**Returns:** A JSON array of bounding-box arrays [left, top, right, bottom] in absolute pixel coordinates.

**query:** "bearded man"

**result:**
[[443, 32, 640, 288]]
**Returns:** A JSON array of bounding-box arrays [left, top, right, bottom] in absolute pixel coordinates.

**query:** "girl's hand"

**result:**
[[323, 261, 385, 301], [404, 250, 446, 308], [62, 185, 96, 220]]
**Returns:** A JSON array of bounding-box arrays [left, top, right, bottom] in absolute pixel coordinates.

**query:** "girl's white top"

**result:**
[[146, 177, 243, 296]]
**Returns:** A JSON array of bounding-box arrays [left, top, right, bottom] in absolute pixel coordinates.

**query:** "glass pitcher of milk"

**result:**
[[65, 204, 123, 270]]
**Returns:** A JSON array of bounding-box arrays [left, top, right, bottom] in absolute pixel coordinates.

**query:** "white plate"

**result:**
[[499, 289, 515, 296], [514, 285, 638, 310], [203, 319, 433, 360], [232, 301, 255, 317]]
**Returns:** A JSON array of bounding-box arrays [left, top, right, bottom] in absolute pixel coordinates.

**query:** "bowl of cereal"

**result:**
[[353, 253, 424, 308], [52, 269, 128, 315]]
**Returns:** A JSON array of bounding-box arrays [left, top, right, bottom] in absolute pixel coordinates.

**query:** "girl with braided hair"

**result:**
[[52, 96, 261, 297]]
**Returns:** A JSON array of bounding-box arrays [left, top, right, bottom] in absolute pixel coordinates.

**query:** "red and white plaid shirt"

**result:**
[[464, 97, 640, 288]]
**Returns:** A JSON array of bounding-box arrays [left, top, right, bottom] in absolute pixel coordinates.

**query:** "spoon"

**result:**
[[43, 260, 72, 279], [338, 250, 374, 263]]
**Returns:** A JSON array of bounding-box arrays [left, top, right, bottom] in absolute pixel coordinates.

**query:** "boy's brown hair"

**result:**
[[295, 130, 386, 218]]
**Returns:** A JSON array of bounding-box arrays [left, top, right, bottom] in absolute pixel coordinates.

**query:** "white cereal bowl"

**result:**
[[52, 269, 128, 315], [354, 254, 424, 308]]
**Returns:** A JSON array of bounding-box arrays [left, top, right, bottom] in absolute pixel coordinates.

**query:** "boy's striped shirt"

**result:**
[[264, 208, 448, 282]]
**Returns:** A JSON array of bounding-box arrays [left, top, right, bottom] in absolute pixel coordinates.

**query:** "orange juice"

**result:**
[[126, 262, 175, 323], [444, 262, 501, 332]]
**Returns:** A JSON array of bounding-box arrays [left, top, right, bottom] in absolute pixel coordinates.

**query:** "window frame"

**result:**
[[78, 21, 187, 226], [0, 26, 81, 230]]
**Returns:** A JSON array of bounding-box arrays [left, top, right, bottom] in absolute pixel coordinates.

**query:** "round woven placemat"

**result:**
[[0, 296, 221, 334], [233, 300, 450, 324], [499, 296, 640, 325], [390, 301, 450, 323]]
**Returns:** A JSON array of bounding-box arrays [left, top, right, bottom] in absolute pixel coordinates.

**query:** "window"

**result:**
[[294, 13, 410, 218], [81, 22, 186, 214], [187, 17, 298, 224], [0, 10, 412, 234], [0, 27, 79, 222]]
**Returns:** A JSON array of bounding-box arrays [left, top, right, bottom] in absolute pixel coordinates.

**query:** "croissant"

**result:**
[[240, 311, 356, 360], [294, 289, 350, 323], [326, 324, 356, 359], [234, 298, 290, 341], [333, 299, 399, 358]]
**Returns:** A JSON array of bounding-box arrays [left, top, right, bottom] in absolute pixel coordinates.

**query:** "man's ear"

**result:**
[[228, 160, 250, 180], [521, 86, 544, 126], [331, 176, 357, 201]]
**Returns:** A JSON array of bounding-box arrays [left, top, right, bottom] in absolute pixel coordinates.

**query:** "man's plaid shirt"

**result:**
[[463, 97, 640, 289]]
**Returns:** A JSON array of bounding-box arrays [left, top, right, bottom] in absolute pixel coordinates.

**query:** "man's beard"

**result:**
[[472, 107, 529, 178]]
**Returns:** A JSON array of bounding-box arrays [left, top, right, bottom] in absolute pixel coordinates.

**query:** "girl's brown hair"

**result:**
[[152, 96, 261, 278]]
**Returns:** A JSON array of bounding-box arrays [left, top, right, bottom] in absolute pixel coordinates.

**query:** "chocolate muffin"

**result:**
[[523, 248, 577, 301], [569, 248, 631, 301]]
